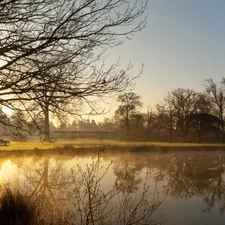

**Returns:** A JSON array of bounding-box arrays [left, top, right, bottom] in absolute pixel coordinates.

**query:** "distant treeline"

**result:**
[[52, 80, 225, 143], [1, 80, 225, 144]]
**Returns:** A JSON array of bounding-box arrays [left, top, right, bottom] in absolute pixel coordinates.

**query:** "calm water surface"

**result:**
[[0, 150, 225, 224]]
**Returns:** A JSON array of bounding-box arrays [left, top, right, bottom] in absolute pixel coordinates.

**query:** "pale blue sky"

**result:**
[[106, 0, 225, 111]]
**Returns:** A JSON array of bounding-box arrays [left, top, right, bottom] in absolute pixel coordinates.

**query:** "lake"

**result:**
[[0, 149, 225, 224]]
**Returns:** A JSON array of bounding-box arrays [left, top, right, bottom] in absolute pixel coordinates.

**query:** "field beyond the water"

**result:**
[[0, 140, 225, 152]]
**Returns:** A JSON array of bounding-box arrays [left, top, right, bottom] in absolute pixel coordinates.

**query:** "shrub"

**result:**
[[0, 187, 37, 225], [0, 153, 163, 225], [71, 153, 163, 225]]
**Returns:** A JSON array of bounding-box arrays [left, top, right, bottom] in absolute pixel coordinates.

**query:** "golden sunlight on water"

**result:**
[[0, 151, 224, 225], [0, 160, 18, 183]]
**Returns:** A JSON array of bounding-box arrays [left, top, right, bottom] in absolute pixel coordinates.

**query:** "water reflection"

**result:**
[[114, 155, 144, 193], [23, 157, 73, 215], [14, 156, 74, 223], [0, 150, 225, 224]]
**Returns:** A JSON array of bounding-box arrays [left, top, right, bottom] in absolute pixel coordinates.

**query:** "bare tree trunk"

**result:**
[[126, 118, 130, 135], [221, 123, 224, 143], [169, 128, 172, 143], [197, 126, 201, 144], [44, 105, 51, 142]]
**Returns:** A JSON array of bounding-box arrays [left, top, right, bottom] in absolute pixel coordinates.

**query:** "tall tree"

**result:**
[[164, 88, 199, 141], [195, 93, 212, 114], [115, 92, 143, 134], [186, 113, 221, 143], [204, 78, 225, 142], [0, 0, 148, 140], [144, 106, 157, 134], [156, 103, 176, 143]]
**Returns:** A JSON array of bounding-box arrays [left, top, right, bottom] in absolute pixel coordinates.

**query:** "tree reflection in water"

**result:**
[[20, 156, 74, 223], [0, 150, 225, 224], [144, 151, 225, 214], [113, 155, 144, 193], [182, 154, 225, 213], [2, 153, 163, 224], [109, 151, 225, 216]]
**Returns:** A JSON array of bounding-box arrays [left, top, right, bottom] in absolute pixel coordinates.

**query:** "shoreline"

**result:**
[[0, 141, 225, 156]]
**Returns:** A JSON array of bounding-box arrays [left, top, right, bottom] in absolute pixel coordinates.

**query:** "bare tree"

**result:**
[[186, 113, 221, 143], [0, 0, 148, 140], [156, 103, 176, 143], [115, 92, 143, 134], [195, 93, 212, 114], [144, 106, 158, 134], [164, 88, 199, 141], [18, 61, 138, 141], [204, 78, 225, 142]]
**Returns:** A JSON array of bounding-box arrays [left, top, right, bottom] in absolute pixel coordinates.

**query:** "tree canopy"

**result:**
[[115, 92, 143, 134], [0, 0, 148, 140]]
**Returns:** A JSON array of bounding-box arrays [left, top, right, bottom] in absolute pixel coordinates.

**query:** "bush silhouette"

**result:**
[[0, 187, 37, 225]]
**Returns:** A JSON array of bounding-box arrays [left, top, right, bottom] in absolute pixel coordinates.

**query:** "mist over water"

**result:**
[[0, 149, 225, 225]]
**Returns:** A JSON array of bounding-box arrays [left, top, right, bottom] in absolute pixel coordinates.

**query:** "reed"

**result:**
[[0, 187, 37, 225]]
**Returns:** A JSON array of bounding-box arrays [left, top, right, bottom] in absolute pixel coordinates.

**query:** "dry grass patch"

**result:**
[[0, 139, 225, 151]]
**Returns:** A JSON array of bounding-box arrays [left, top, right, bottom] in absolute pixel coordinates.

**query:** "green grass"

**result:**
[[0, 139, 225, 151]]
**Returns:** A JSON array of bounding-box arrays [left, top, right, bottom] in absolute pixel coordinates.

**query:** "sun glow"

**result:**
[[0, 160, 18, 183], [2, 106, 13, 115]]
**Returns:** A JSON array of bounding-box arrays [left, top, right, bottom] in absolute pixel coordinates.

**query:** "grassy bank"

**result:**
[[0, 140, 225, 152]]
